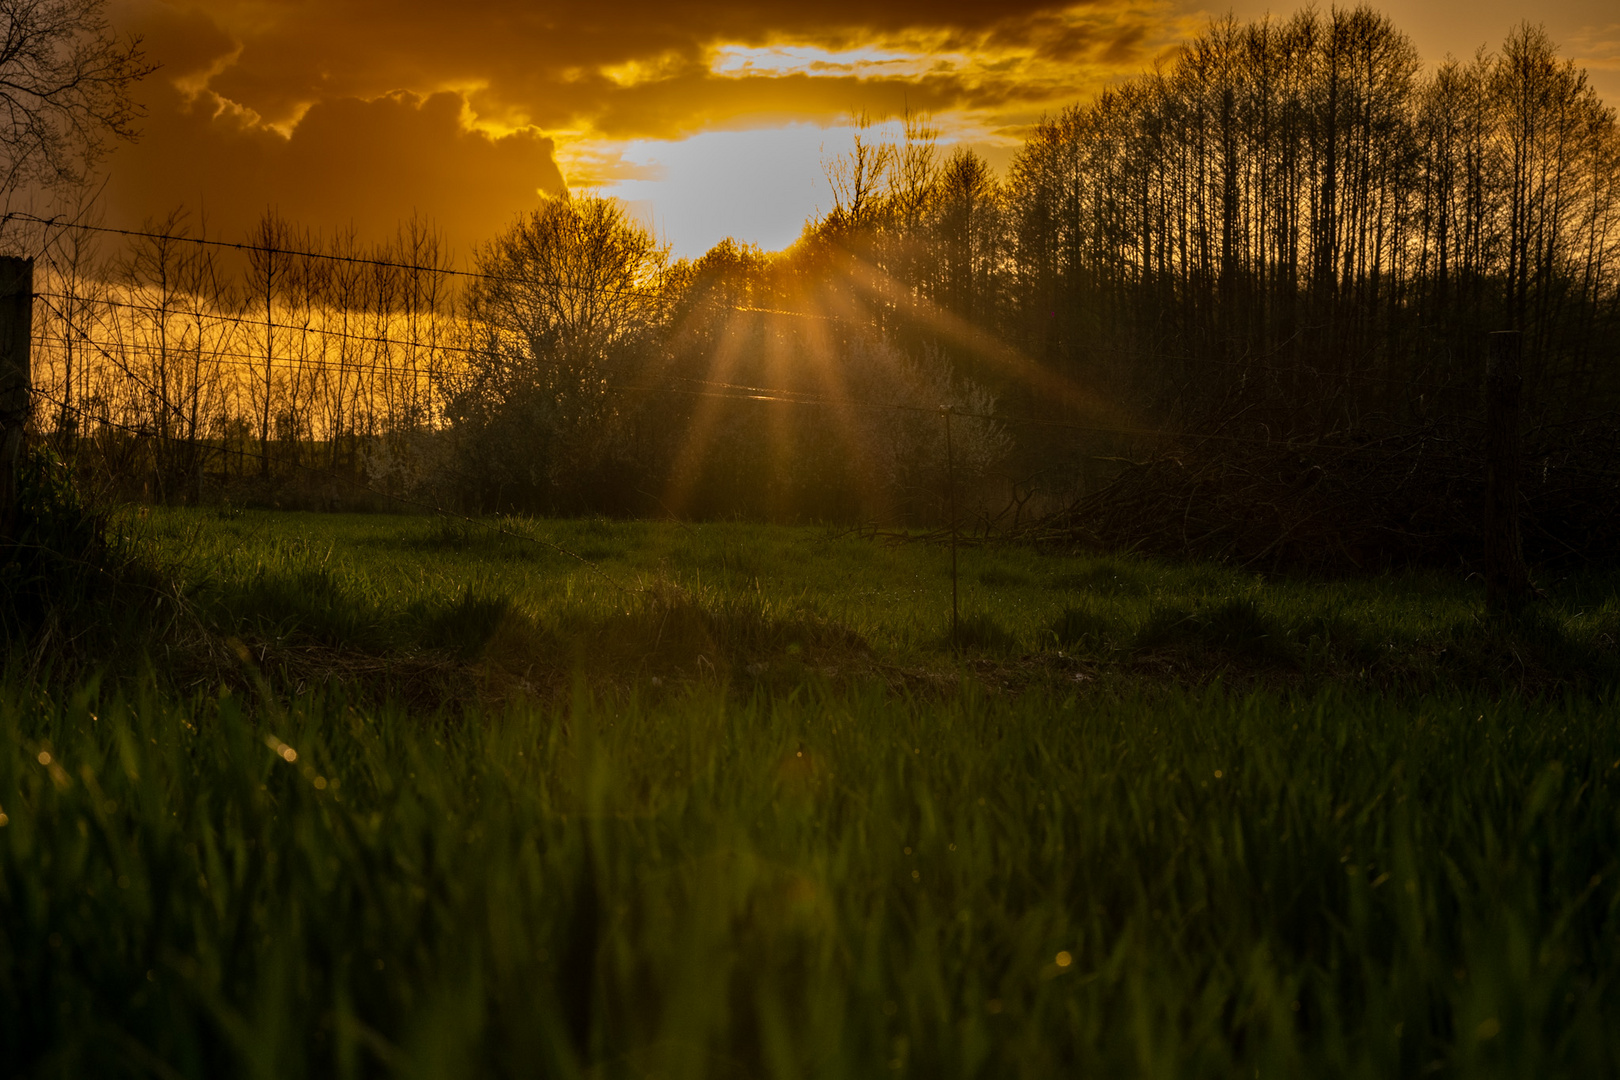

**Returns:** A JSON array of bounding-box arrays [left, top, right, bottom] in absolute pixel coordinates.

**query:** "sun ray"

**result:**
[[786, 280, 898, 523], [660, 305, 756, 516], [828, 247, 1137, 431], [759, 308, 805, 520]]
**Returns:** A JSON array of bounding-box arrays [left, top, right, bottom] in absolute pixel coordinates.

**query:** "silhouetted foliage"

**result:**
[[0, 0, 154, 197], [449, 194, 671, 512], [20, 11, 1620, 556]]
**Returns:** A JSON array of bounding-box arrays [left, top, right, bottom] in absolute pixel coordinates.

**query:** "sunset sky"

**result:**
[[98, 0, 1620, 262]]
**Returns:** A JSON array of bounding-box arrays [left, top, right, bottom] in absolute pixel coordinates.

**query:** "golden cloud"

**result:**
[[100, 0, 1182, 251]]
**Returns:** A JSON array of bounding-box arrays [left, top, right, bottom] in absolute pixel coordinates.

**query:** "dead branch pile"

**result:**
[[1025, 416, 1620, 573]]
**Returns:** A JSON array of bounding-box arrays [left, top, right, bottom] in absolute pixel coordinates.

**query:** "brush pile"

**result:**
[[1029, 415, 1620, 573]]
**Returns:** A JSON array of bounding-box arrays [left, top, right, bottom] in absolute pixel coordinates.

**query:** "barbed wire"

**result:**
[[41, 367, 1617, 494], [32, 333, 456, 382], [32, 292, 449, 455], [27, 321, 1392, 453], [28, 315, 1250, 446], [34, 306, 1618, 523], [9, 212, 843, 323], [18, 223, 1517, 456], [34, 289, 485, 361], [31, 281, 1029, 432], [26, 305, 1454, 452]]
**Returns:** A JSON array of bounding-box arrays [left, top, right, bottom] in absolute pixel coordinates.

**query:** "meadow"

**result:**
[[4, 509, 1619, 1078]]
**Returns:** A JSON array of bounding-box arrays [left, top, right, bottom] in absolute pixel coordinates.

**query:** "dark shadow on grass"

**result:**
[[1135, 596, 1300, 669], [415, 586, 516, 660], [1433, 606, 1620, 691], [945, 611, 1021, 655], [1048, 606, 1119, 653], [211, 567, 389, 651]]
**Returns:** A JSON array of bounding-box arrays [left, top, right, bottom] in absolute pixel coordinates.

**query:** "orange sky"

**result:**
[[91, 0, 1620, 261]]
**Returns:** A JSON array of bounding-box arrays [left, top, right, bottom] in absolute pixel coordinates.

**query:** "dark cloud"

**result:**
[[1100, 24, 1150, 64], [120, 0, 1161, 126], [104, 1, 566, 252], [98, 0, 1169, 250], [584, 67, 1082, 140], [105, 78, 565, 256]]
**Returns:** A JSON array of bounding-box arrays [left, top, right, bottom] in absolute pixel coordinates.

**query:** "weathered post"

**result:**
[[1484, 330, 1532, 613], [0, 256, 33, 541], [943, 406, 959, 646]]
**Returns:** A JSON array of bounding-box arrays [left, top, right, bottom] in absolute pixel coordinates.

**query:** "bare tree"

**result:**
[[35, 194, 104, 441], [823, 111, 893, 235], [0, 0, 154, 200], [244, 210, 292, 477], [321, 225, 366, 470]]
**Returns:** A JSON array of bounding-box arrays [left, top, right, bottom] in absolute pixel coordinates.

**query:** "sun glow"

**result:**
[[646, 230, 1135, 523], [596, 125, 839, 257], [590, 116, 1017, 259]]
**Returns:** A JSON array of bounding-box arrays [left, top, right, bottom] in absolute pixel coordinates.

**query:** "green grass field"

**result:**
[[4, 510, 1619, 1077]]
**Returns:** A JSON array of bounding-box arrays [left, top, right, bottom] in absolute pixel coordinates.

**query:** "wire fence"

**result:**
[[15, 212, 1619, 573], [10, 212, 1137, 516], [21, 221, 1373, 449]]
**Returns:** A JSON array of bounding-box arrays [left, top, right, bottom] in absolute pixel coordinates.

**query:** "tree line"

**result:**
[[789, 14, 1620, 436], [23, 9, 1620, 524]]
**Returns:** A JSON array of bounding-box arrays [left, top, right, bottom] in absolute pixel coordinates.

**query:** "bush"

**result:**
[[0, 448, 178, 678], [2, 449, 117, 641]]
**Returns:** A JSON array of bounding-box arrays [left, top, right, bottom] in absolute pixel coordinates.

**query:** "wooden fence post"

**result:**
[[0, 256, 32, 541], [943, 406, 959, 646], [1484, 330, 1532, 613]]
